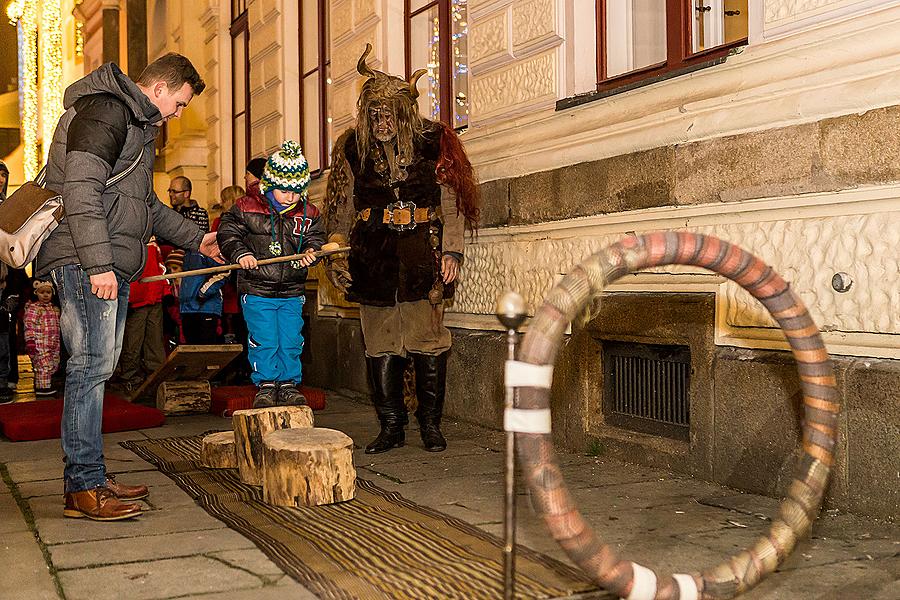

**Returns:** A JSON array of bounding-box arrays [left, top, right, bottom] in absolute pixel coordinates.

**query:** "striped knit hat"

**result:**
[[260, 140, 310, 198]]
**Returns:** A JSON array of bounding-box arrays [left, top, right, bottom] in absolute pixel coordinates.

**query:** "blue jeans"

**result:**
[[241, 294, 305, 385], [51, 264, 130, 493]]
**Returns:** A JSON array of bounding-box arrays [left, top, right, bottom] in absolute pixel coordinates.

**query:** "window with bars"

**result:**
[[299, 0, 332, 176], [230, 4, 251, 184], [404, 0, 469, 129], [602, 341, 691, 441], [596, 0, 747, 92]]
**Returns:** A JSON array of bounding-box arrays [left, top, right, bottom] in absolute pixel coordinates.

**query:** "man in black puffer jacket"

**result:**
[[35, 54, 223, 522]]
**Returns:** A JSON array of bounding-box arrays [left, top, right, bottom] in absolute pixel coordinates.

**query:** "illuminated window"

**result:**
[[299, 0, 332, 175], [405, 0, 468, 129], [596, 0, 747, 91], [231, 3, 250, 182]]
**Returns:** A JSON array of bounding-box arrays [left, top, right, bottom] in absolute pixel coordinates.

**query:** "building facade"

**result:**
[[3, 0, 898, 519]]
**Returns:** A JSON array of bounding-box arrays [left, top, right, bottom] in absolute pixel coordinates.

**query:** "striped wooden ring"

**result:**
[[515, 232, 839, 600]]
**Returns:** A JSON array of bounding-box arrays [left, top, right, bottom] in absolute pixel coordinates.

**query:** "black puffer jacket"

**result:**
[[36, 63, 203, 281], [217, 184, 326, 298]]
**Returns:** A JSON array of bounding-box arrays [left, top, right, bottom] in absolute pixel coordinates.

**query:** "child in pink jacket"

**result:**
[[24, 280, 61, 396]]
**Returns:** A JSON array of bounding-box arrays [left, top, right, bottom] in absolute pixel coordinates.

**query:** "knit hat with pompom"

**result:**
[[260, 140, 310, 198]]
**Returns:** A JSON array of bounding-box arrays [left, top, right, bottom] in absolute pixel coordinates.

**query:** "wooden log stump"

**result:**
[[156, 381, 211, 415], [262, 428, 356, 507], [232, 406, 314, 485], [200, 432, 237, 469]]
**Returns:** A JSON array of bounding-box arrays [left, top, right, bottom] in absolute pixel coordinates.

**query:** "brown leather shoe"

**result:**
[[105, 474, 149, 500], [63, 487, 143, 521]]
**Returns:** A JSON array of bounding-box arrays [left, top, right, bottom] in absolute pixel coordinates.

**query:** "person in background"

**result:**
[[0, 263, 13, 404], [244, 157, 266, 191], [212, 186, 246, 354], [23, 280, 61, 396], [179, 249, 227, 345], [112, 238, 168, 395], [161, 249, 184, 348], [0, 161, 13, 403], [0, 159, 8, 202], [167, 175, 210, 233], [211, 185, 245, 232], [217, 141, 325, 407]]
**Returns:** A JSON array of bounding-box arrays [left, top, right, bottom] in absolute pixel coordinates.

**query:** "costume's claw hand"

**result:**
[[325, 256, 352, 295], [441, 254, 459, 284]]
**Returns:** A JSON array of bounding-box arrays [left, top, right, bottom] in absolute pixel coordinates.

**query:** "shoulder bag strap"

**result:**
[[32, 147, 143, 190], [35, 166, 48, 187]]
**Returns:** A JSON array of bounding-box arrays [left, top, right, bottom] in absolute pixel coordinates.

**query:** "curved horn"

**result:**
[[357, 43, 376, 78], [408, 69, 427, 99]]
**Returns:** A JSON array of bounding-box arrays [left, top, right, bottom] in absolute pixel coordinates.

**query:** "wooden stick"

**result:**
[[141, 246, 350, 282]]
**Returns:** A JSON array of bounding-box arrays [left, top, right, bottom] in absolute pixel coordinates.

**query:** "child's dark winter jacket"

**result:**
[[216, 184, 326, 298]]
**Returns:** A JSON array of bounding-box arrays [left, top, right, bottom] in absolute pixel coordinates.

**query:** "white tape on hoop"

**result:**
[[504, 360, 553, 388], [625, 563, 657, 600], [672, 574, 699, 600], [504, 408, 552, 434]]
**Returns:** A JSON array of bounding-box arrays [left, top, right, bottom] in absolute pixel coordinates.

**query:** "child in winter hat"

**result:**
[[215, 140, 325, 408], [259, 140, 311, 207]]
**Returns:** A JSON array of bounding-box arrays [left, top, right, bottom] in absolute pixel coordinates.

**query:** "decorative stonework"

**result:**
[[331, 30, 376, 84], [354, 0, 377, 25], [470, 8, 509, 65], [445, 191, 900, 357], [511, 0, 557, 48], [471, 49, 557, 119], [332, 0, 353, 40], [711, 213, 899, 334], [331, 81, 359, 129], [765, 0, 845, 23]]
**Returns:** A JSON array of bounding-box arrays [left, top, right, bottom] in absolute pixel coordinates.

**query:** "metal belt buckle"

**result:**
[[386, 200, 416, 231]]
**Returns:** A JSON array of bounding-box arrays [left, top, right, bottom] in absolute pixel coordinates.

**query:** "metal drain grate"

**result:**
[[602, 341, 690, 441]]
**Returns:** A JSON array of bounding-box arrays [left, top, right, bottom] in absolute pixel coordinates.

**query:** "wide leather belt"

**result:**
[[358, 201, 440, 231]]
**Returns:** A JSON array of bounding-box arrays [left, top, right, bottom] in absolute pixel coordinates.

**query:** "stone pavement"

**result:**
[[1, 394, 897, 599]]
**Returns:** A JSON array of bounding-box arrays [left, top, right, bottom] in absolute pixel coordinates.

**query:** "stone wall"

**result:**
[[303, 288, 900, 521]]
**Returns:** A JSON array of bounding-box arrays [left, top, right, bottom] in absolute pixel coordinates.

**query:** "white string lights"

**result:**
[[41, 0, 64, 163], [7, 0, 64, 178]]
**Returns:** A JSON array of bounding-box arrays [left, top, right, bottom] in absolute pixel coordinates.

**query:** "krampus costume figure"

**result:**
[[325, 45, 480, 453]]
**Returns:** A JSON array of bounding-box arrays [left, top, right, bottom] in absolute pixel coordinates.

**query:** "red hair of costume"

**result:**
[[435, 122, 480, 231]]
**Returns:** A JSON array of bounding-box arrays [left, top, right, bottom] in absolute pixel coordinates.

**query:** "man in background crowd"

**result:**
[[167, 175, 209, 233]]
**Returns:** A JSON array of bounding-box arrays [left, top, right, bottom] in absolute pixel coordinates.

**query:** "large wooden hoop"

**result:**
[[515, 232, 839, 600]]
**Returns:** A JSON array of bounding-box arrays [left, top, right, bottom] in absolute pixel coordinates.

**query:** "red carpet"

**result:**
[[210, 385, 326, 417], [0, 393, 166, 442]]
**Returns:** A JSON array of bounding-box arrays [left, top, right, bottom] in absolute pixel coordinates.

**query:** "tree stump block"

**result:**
[[200, 431, 237, 469], [232, 406, 314, 485], [156, 381, 211, 415], [262, 428, 356, 507]]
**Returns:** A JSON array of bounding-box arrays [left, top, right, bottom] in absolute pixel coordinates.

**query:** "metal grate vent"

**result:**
[[602, 341, 690, 441]]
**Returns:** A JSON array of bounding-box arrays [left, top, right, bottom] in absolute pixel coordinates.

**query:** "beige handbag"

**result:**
[[0, 150, 143, 269]]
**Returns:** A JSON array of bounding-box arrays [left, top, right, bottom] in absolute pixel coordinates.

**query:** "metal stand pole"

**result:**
[[496, 292, 526, 600]]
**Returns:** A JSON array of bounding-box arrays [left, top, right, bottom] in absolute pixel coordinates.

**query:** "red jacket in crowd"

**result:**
[[129, 241, 169, 308]]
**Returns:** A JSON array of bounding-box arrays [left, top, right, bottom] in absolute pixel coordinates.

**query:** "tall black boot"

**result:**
[[411, 351, 449, 452], [365, 354, 408, 454]]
